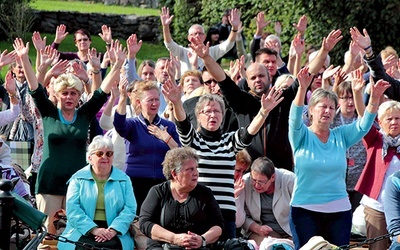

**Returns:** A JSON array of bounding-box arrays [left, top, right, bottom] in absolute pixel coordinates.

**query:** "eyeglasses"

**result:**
[[313, 72, 323, 78], [251, 176, 269, 186], [92, 151, 114, 157], [204, 79, 218, 85], [189, 32, 204, 36], [339, 96, 354, 101], [201, 109, 222, 116], [77, 38, 89, 42]]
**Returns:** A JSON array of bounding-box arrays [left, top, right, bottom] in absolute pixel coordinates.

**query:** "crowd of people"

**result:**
[[2, 5, 400, 250]]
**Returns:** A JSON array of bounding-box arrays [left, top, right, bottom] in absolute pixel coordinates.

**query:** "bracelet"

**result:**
[[259, 110, 267, 118], [8, 93, 16, 98], [364, 45, 372, 51], [92, 70, 100, 74], [232, 29, 238, 32], [106, 43, 111, 47], [369, 102, 378, 107], [165, 135, 172, 144]]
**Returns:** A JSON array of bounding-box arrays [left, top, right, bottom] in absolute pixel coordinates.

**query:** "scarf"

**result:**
[[381, 129, 400, 159]]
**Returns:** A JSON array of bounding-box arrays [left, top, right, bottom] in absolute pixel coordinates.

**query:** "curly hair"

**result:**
[[162, 147, 199, 180], [53, 73, 84, 94]]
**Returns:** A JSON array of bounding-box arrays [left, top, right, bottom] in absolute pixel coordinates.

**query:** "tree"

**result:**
[[0, 0, 35, 42]]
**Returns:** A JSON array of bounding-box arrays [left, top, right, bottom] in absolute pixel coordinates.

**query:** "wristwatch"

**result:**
[[201, 235, 207, 247]]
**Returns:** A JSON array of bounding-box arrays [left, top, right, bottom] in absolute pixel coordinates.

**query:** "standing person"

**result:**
[[13, 37, 123, 235], [139, 147, 224, 250], [113, 80, 180, 212], [58, 135, 136, 250], [162, 73, 283, 240], [331, 78, 367, 213], [160, 6, 240, 73], [288, 67, 389, 249], [384, 170, 400, 250]]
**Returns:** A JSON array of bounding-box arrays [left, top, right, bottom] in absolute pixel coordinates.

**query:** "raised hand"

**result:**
[[13, 38, 29, 58], [296, 67, 313, 89], [291, 34, 305, 55], [98, 25, 112, 44], [350, 69, 365, 94], [4, 71, 17, 95], [118, 77, 128, 97], [322, 29, 342, 52], [293, 15, 307, 34], [322, 65, 340, 82], [160, 6, 174, 27], [127, 34, 142, 60], [54, 24, 69, 44], [32, 31, 47, 51], [187, 50, 198, 70], [274, 21, 282, 36], [350, 27, 371, 50], [0, 50, 17, 69], [370, 79, 390, 101], [254, 12, 270, 32], [40, 46, 58, 68], [189, 37, 210, 58], [228, 8, 241, 30], [162, 78, 182, 104], [88, 48, 101, 71], [48, 60, 69, 78], [264, 40, 280, 54], [260, 86, 284, 114], [71, 61, 89, 82]]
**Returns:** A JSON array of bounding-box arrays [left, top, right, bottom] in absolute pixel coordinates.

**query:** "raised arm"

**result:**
[[162, 79, 186, 122], [53, 24, 69, 45], [247, 86, 283, 135], [116, 78, 127, 115], [293, 67, 313, 106], [351, 69, 366, 117], [100, 40, 126, 94], [367, 79, 390, 114], [125, 34, 142, 82], [225, 8, 240, 43], [88, 48, 102, 92], [308, 29, 342, 74], [160, 6, 174, 44], [36, 46, 59, 85], [32, 31, 47, 71], [189, 37, 226, 82], [0, 50, 17, 71], [13, 38, 38, 91], [98, 25, 113, 45], [4, 71, 19, 105]]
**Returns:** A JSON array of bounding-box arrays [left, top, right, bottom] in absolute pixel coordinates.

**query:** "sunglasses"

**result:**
[[92, 151, 114, 157], [204, 79, 218, 85], [77, 38, 89, 42]]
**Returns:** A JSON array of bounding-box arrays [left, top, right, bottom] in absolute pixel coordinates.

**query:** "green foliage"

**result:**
[[171, 0, 202, 45], [30, 0, 159, 15], [0, 0, 35, 42]]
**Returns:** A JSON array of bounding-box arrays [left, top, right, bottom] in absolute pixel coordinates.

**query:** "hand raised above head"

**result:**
[[293, 15, 307, 34], [98, 25, 112, 44], [254, 12, 270, 31], [13, 38, 29, 58], [162, 79, 182, 104], [322, 29, 343, 52], [0, 50, 17, 68], [261, 86, 284, 113], [350, 27, 371, 50], [188, 37, 209, 58], [350, 69, 365, 94], [296, 66, 313, 89], [4, 71, 16, 95], [126, 34, 142, 59], [160, 6, 174, 27], [55, 24, 68, 43], [32, 31, 47, 51]]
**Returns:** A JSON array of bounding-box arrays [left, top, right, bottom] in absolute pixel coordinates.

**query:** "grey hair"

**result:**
[[308, 88, 338, 124], [378, 100, 400, 121], [162, 147, 199, 180], [195, 94, 225, 130], [88, 135, 114, 156], [250, 157, 275, 179]]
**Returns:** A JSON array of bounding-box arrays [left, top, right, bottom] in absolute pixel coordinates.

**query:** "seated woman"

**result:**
[[58, 135, 137, 250], [139, 147, 224, 250]]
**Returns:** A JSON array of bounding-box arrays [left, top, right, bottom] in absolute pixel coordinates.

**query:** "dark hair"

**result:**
[[205, 26, 220, 46], [255, 48, 278, 60], [74, 29, 91, 42], [251, 157, 275, 179]]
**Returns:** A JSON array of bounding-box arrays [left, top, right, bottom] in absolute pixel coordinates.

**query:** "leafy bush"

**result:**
[[0, 0, 35, 41]]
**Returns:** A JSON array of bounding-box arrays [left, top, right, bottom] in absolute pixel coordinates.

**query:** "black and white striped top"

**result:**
[[176, 118, 253, 222]]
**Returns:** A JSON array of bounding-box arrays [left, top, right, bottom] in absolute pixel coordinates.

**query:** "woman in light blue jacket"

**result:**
[[58, 135, 137, 250]]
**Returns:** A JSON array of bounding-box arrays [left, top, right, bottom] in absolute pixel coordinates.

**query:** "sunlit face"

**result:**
[[198, 101, 223, 131], [138, 89, 160, 117], [141, 65, 156, 81], [246, 63, 269, 95], [188, 25, 206, 43], [251, 171, 275, 194], [256, 53, 277, 78], [75, 33, 91, 52], [88, 147, 114, 176], [183, 75, 202, 96], [309, 97, 336, 126], [338, 91, 355, 117], [155, 60, 169, 83], [234, 162, 249, 180], [202, 71, 219, 95], [379, 109, 400, 137], [57, 88, 81, 111], [174, 159, 199, 191]]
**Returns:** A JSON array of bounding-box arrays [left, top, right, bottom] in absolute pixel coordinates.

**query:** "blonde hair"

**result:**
[[53, 73, 84, 94], [378, 100, 400, 121], [135, 80, 160, 100]]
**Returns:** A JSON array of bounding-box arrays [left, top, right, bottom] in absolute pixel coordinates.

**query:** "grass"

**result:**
[[0, 33, 169, 77], [30, 0, 160, 16]]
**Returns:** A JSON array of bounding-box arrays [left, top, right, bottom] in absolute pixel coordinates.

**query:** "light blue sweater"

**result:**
[[289, 103, 376, 205]]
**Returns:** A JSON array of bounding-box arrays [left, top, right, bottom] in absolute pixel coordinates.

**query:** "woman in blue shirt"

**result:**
[[288, 67, 388, 249]]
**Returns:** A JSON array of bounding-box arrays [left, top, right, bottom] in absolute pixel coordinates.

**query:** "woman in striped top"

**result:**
[[162, 78, 283, 241]]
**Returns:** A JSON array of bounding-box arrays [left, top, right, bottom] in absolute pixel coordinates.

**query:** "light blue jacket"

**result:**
[[58, 165, 137, 250]]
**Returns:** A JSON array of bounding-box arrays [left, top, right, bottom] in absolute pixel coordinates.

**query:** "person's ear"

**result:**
[[270, 173, 276, 182]]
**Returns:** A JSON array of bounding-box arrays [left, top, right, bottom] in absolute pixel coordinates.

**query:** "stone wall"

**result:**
[[31, 10, 161, 42]]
